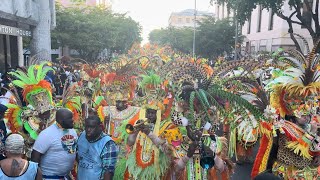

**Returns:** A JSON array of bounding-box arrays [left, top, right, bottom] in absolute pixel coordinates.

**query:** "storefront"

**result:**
[[0, 24, 31, 74]]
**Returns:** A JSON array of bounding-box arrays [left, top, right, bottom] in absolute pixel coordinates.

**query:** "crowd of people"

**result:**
[[0, 43, 319, 180]]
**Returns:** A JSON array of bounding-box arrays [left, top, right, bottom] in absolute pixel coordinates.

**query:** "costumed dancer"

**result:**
[[4, 62, 56, 157], [115, 71, 174, 180], [98, 60, 141, 143], [161, 59, 239, 180], [252, 41, 320, 179]]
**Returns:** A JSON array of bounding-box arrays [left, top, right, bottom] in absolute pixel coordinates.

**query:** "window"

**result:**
[[178, 18, 182, 23], [268, 9, 274, 30], [186, 18, 190, 23], [247, 16, 251, 34], [257, 6, 262, 32]]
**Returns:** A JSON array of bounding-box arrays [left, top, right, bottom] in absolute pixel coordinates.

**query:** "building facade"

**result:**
[[241, 1, 316, 54], [169, 9, 214, 28], [214, 2, 233, 20], [0, 0, 56, 74], [212, 1, 317, 54]]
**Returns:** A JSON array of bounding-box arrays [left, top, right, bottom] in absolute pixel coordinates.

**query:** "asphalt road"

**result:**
[[231, 143, 259, 180]]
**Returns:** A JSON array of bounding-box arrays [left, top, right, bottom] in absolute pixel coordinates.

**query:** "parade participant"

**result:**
[[77, 115, 119, 180], [98, 60, 140, 143], [252, 42, 320, 179], [252, 105, 320, 179], [123, 104, 172, 180], [0, 133, 42, 180], [0, 104, 8, 160], [98, 93, 140, 143], [31, 108, 77, 180], [5, 62, 56, 140]]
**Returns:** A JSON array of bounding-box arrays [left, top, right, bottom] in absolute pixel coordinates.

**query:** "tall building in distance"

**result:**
[[57, 0, 112, 8], [169, 9, 214, 28]]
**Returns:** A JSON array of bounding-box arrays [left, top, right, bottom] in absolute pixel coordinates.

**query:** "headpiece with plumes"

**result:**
[[267, 38, 320, 116], [9, 62, 54, 114]]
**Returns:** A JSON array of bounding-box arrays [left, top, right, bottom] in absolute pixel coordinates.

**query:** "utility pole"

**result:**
[[193, 0, 197, 58], [234, 10, 238, 61]]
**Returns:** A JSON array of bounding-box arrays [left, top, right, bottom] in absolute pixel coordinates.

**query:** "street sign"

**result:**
[[0, 25, 31, 37]]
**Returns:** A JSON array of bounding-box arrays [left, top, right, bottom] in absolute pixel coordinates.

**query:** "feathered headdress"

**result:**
[[267, 39, 320, 117], [9, 62, 54, 114], [101, 60, 139, 104]]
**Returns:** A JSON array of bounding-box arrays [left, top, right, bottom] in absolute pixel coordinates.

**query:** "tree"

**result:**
[[52, 4, 142, 61], [196, 17, 238, 59], [149, 27, 194, 54], [214, 0, 320, 52]]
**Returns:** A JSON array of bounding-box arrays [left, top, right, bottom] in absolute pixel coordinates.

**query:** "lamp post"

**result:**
[[192, 0, 197, 58]]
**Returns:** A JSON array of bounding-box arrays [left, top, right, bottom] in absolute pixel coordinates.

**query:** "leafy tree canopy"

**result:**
[[149, 17, 237, 59], [149, 27, 194, 54], [52, 4, 142, 61], [196, 17, 238, 59]]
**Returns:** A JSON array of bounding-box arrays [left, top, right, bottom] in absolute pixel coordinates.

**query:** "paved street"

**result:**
[[231, 143, 259, 180]]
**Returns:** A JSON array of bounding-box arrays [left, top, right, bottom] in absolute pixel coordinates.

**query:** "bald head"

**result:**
[[56, 108, 73, 129]]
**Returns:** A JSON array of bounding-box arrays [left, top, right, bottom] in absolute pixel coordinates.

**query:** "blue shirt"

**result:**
[[77, 132, 118, 180], [0, 161, 38, 179]]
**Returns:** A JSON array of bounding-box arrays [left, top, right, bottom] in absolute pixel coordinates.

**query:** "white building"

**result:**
[[0, 0, 56, 74], [213, 1, 317, 54], [242, 2, 316, 54], [214, 2, 233, 20], [169, 9, 214, 28]]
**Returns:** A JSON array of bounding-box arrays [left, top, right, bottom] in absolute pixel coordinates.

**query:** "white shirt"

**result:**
[[33, 124, 78, 176]]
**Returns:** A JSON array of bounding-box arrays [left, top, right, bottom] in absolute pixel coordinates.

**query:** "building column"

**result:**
[[30, 0, 52, 61], [17, 36, 24, 66]]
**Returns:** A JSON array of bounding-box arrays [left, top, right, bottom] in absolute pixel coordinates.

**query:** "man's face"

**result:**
[[296, 115, 311, 125], [116, 100, 127, 111], [146, 109, 157, 123], [38, 110, 51, 121], [62, 112, 74, 129], [85, 120, 102, 141]]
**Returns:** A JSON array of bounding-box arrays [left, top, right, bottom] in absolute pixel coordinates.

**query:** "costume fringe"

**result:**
[[251, 134, 273, 178]]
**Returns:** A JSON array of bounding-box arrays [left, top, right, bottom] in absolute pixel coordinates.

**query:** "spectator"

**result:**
[[0, 133, 42, 179], [77, 115, 118, 180], [31, 108, 78, 180], [0, 104, 8, 160]]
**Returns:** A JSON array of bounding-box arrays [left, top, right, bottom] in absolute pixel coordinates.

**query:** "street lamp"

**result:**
[[192, 0, 197, 58]]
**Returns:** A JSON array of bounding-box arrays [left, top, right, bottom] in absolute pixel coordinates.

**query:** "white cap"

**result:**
[[5, 134, 24, 154]]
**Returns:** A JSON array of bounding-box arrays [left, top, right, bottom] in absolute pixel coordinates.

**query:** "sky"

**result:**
[[112, 0, 213, 44]]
